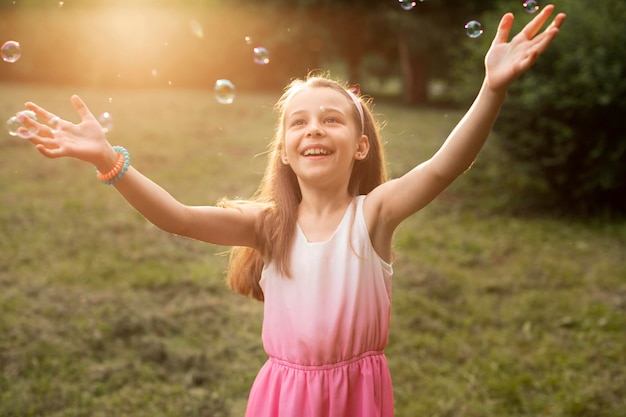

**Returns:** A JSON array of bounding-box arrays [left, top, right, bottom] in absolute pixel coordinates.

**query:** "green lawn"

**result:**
[[1, 83, 624, 417]]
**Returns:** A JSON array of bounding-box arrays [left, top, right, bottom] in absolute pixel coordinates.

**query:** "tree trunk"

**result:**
[[397, 32, 429, 105]]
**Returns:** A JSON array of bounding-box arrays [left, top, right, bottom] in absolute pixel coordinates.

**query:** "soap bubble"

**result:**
[[464, 20, 483, 39], [98, 112, 113, 133], [190, 20, 204, 39], [6, 111, 39, 139], [522, 0, 539, 14], [6, 116, 20, 136], [244, 36, 252, 45], [1, 40, 21, 63], [253, 47, 270, 65], [214, 79, 235, 104], [398, 0, 416, 10]]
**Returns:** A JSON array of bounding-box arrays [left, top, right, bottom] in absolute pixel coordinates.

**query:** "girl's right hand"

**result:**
[[21, 95, 117, 171]]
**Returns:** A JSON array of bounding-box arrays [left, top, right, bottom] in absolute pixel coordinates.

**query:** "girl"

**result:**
[[18, 6, 565, 416]]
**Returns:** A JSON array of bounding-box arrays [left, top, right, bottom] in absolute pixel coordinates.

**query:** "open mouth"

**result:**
[[303, 148, 331, 156]]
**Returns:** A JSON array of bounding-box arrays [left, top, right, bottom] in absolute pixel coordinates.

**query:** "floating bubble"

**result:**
[[6, 111, 39, 139], [20, 110, 38, 120], [398, 0, 416, 10], [98, 112, 113, 133], [214, 79, 235, 104], [190, 20, 204, 39], [244, 36, 252, 45], [6, 116, 20, 136], [253, 46, 270, 65], [464, 20, 483, 39], [58, 1, 64, 7], [522, 0, 539, 14], [1, 40, 21, 63], [48, 116, 60, 129]]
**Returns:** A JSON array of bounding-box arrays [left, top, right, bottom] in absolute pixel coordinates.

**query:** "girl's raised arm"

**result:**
[[370, 5, 566, 230], [20, 95, 259, 248]]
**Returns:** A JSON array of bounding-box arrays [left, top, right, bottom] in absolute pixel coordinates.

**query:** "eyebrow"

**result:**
[[287, 107, 346, 117]]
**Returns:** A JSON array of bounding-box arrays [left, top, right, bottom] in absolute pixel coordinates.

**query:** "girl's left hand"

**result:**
[[19, 95, 113, 167], [485, 4, 566, 93]]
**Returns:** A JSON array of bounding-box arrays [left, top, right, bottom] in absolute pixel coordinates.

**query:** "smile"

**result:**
[[303, 148, 331, 156]]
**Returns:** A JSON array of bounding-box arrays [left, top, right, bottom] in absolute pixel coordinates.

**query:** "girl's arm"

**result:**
[[368, 5, 566, 234], [21, 95, 258, 248]]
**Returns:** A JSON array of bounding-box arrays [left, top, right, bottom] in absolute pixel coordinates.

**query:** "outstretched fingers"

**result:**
[[24, 95, 96, 135], [492, 12, 515, 45], [548, 11, 567, 31], [20, 102, 68, 157], [520, 4, 556, 40], [517, 8, 566, 62], [35, 143, 67, 159], [24, 124, 66, 158], [529, 23, 562, 54], [24, 101, 60, 127], [21, 95, 107, 162], [70, 95, 97, 122]]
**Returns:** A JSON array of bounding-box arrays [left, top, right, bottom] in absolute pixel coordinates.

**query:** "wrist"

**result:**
[[483, 76, 509, 98], [481, 78, 508, 104], [94, 146, 119, 173], [95, 146, 131, 185]]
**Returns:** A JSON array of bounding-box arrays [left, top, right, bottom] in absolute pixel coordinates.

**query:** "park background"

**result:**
[[1, 0, 625, 416]]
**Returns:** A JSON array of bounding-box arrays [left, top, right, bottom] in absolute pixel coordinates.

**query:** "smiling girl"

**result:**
[[18, 6, 565, 416]]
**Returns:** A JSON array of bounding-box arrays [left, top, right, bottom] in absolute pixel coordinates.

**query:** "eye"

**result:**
[[289, 119, 305, 127], [324, 117, 341, 124]]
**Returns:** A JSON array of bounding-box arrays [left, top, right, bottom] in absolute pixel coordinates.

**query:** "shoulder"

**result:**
[[362, 178, 399, 230], [362, 186, 395, 264]]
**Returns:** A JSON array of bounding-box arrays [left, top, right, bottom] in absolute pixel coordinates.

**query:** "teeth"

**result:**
[[304, 148, 330, 156]]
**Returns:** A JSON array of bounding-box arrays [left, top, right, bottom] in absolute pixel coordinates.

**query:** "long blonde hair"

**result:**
[[220, 74, 388, 301]]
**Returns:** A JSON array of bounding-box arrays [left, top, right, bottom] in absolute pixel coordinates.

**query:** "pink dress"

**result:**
[[245, 195, 394, 417]]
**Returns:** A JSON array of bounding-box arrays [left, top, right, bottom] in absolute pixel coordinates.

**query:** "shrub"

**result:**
[[452, 0, 626, 215]]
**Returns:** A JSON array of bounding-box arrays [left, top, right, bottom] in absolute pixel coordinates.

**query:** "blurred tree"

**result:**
[[246, 0, 500, 103], [0, 0, 502, 99], [387, 0, 498, 104], [451, 0, 626, 215]]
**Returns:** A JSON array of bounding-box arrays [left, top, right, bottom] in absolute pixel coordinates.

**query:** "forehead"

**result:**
[[285, 87, 352, 115]]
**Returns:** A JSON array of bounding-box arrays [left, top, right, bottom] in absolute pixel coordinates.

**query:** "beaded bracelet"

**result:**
[[96, 146, 131, 185]]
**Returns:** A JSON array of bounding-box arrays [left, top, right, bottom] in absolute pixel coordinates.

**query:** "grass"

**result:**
[[1, 83, 625, 417]]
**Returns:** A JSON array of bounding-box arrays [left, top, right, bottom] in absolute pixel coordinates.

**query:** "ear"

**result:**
[[354, 134, 370, 160], [280, 147, 289, 165]]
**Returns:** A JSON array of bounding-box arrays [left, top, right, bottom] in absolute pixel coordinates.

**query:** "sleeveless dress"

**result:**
[[245, 195, 394, 417]]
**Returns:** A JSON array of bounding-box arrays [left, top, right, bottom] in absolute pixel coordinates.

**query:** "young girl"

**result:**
[[18, 6, 565, 416]]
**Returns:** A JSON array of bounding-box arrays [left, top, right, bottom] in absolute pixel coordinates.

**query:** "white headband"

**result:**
[[346, 89, 365, 134]]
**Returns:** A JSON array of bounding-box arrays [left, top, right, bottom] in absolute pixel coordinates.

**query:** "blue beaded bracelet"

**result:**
[[97, 146, 131, 185]]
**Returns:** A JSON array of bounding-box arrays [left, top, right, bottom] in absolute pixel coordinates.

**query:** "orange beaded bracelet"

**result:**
[[95, 146, 131, 185]]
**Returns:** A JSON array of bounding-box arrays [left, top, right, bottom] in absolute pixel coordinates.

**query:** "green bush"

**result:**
[[452, 0, 626, 215]]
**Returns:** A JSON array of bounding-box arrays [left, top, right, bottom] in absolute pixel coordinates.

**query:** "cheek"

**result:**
[[283, 133, 298, 153], [281, 138, 295, 160]]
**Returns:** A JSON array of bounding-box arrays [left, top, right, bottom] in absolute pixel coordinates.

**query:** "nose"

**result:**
[[306, 122, 323, 137]]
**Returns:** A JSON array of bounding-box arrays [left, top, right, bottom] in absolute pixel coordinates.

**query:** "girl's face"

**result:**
[[282, 87, 369, 189]]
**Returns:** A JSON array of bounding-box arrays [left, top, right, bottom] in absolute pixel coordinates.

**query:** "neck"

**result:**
[[298, 186, 353, 218]]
